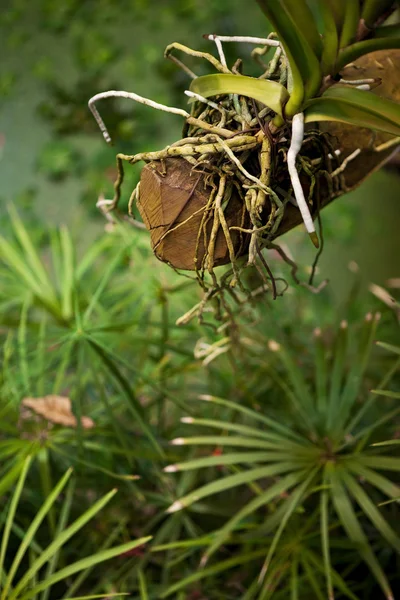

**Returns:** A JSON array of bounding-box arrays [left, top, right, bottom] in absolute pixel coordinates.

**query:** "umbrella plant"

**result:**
[[162, 317, 400, 599]]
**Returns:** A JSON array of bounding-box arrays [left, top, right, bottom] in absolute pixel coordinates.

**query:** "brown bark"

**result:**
[[276, 49, 400, 238]]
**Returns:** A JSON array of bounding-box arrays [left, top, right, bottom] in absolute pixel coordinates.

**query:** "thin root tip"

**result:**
[[200, 554, 209, 568], [309, 232, 320, 248]]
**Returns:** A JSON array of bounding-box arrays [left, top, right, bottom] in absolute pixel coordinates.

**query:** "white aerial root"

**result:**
[[214, 37, 228, 68], [206, 34, 281, 75], [184, 89, 219, 110], [340, 78, 375, 85], [184, 90, 227, 126], [205, 34, 280, 47], [88, 90, 189, 144], [331, 148, 361, 177], [287, 112, 319, 248]]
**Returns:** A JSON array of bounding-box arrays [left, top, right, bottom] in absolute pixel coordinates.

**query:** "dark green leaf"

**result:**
[[304, 85, 400, 137]]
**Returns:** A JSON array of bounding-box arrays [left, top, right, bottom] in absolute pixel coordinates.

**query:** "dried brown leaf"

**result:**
[[22, 395, 94, 429]]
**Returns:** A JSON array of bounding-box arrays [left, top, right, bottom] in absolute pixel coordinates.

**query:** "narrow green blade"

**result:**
[[170, 435, 304, 451], [18, 537, 152, 600], [8, 488, 118, 600], [59, 226, 75, 321], [166, 462, 302, 513], [0, 456, 32, 581], [197, 395, 308, 444], [370, 389, 400, 399], [342, 470, 400, 553], [376, 341, 400, 356], [165, 451, 295, 473], [346, 461, 400, 498], [179, 416, 304, 448], [3, 469, 73, 598], [203, 470, 306, 566], [138, 568, 149, 600], [160, 549, 266, 598], [329, 466, 393, 599], [259, 468, 317, 582]]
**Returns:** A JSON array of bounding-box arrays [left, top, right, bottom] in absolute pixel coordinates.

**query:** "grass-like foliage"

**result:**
[[0, 458, 150, 600], [0, 203, 399, 598], [163, 320, 400, 599]]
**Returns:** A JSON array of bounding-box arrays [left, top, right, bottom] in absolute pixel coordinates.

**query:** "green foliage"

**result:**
[[1, 1, 400, 598], [162, 321, 400, 598], [304, 85, 400, 136], [190, 74, 289, 117], [256, 0, 400, 131], [0, 206, 399, 598], [0, 457, 150, 599]]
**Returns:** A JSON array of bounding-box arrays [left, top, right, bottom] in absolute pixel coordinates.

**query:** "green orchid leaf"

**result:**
[[280, 0, 323, 58], [0, 456, 32, 579], [339, 0, 360, 48], [256, 0, 322, 114], [361, 0, 395, 28], [326, 0, 346, 33], [189, 74, 288, 117], [317, 0, 339, 75], [373, 24, 400, 39], [304, 85, 400, 136], [336, 37, 400, 72], [259, 469, 318, 583]]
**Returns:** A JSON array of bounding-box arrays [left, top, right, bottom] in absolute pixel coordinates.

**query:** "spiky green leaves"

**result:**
[[0, 459, 151, 600], [163, 318, 400, 598]]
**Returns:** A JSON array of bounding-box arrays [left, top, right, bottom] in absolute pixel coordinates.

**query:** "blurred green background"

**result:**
[[1, 0, 399, 312]]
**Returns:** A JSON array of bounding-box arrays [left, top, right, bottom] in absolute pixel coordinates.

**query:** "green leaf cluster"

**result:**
[[192, 1, 400, 137]]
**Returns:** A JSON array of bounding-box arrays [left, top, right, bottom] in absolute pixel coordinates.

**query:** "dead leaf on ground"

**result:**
[[22, 395, 94, 429]]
